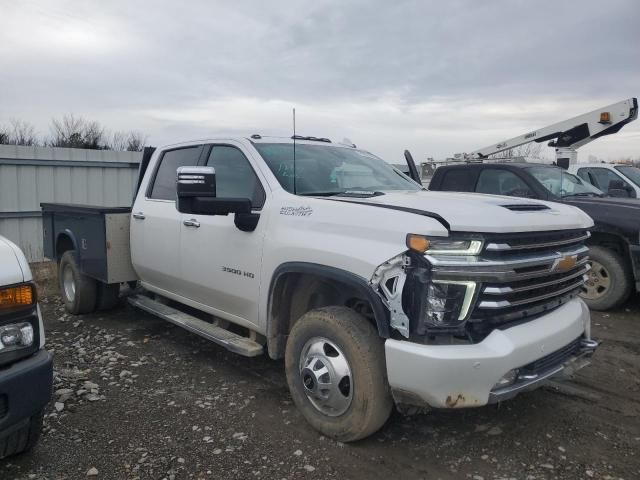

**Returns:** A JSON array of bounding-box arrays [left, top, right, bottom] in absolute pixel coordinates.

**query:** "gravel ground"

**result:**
[[3, 293, 640, 480]]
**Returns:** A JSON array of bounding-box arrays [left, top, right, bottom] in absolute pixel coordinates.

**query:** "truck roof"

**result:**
[[568, 163, 630, 169], [156, 135, 359, 151], [436, 162, 560, 171]]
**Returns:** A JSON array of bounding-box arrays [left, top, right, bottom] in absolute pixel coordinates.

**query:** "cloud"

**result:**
[[1, 0, 639, 162]]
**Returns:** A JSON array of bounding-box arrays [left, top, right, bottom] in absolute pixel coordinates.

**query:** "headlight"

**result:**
[[406, 234, 483, 255], [0, 283, 39, 365], [0, 284, 35, 311], [425, 281, 476, 327], [0, 323, 34, 352]]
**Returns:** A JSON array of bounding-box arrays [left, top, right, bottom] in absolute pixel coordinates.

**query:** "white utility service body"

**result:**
[[44, 136, 597, 440]]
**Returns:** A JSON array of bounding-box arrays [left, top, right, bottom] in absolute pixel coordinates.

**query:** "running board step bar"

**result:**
[[128, 295, 263, 357]]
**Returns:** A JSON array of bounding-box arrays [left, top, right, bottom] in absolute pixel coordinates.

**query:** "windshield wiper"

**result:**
[[298, 191, 385, 198], [563, 192, 603, 198], [336, 190, 385, 197], [297, 191, 344, 197]]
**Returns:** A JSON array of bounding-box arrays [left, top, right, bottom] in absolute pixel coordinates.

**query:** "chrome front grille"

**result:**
[[478, 257, 589, 309], [427, 229, 590, 334], [485, 230, 590, 253]]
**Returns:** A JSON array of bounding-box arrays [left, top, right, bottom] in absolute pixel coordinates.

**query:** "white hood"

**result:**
[[0, 235, 27, 286], [333, 190, 594, 233]]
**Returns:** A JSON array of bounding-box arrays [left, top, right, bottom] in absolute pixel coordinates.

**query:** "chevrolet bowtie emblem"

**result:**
[[551, 254, 577, 273]]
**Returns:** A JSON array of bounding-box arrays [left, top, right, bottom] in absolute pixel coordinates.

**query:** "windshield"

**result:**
[[254, 143, 421, 195], [527, 166, 604, 197], [615, 166, 640, 188]]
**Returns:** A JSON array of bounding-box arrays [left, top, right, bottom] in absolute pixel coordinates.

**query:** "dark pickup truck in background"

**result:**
[[429, 162, 640, 311]]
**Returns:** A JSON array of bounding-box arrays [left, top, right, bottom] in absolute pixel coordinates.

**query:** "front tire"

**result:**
[[580, 246, 632, 311], [58, 250, 97, 314], [285, 307, 393, 442]]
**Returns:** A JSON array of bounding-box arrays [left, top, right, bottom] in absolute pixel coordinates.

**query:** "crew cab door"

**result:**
[[178, 143, 268, 327], [130, 145, 203, 292]]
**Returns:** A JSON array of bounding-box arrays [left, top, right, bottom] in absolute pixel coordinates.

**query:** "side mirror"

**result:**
[[608, 179, 632, 198], [177, 166, 216, 198], [176, 167, 257, 229], [403, 150, 423, 186]]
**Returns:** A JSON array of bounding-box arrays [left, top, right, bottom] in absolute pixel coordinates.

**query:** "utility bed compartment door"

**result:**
[[105, 213, 137, 283]]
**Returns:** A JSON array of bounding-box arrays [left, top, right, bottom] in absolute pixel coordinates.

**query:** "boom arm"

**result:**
[[465, 97, 638, 165]]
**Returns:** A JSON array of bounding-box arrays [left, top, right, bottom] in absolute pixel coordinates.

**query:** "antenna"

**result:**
[[292, 108, 297, 194]]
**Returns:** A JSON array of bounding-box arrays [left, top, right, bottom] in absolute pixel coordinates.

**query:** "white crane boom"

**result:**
[[464, 97, 638, 165]]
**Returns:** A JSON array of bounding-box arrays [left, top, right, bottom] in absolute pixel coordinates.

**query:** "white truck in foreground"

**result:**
[[42, 135, 598, 441], [0, 235, 51, 457]]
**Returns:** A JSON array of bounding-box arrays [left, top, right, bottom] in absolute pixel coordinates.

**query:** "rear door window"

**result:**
[[437, 169, 476, 191]]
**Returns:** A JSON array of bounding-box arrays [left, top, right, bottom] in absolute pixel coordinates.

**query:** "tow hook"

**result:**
[[579, 338, 599, 355]]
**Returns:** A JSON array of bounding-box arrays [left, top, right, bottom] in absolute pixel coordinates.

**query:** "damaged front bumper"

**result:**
[[384, 297, 594, 409]]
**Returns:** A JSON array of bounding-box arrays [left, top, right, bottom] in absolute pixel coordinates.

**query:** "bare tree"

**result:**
[[108, 130, 147, 151], [0, 119, 39, 146], [109, 131, 128, 151], [2, 114, 147, 150], [490, 142, 546, 161], [125, 131, 146, 152], [0, 126, 9, 145], [82, 120, 105, 149], [49, 114, 106, 149], [49, 114, 85, 148], [8, 119, 39, 146]]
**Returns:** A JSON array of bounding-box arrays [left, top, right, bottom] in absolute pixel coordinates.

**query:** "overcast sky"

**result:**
[[1, 0, 639, 163]]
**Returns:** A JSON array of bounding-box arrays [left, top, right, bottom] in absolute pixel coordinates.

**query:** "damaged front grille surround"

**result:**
[[369, 254, 412, 338], [372, 229, 591, 340], [370, 250, 479, 339]]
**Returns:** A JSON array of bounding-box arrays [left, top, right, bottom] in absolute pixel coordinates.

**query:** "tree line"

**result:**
[[0, 115, 147, 152]]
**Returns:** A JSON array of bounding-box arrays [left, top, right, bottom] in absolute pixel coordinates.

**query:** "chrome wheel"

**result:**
[[581, 260, 611, 300], [62, 264, 76, 302], [299, 337, 353, 417]]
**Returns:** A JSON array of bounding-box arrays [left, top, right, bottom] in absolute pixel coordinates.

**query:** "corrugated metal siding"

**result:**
[[0, 145, 141, 261]]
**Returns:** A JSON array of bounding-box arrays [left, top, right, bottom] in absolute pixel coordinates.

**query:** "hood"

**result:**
[[564, 196, 640, 209], [0, 236, 27, 286], [564, 197, 640, 240], [331, 190, 594, 233]]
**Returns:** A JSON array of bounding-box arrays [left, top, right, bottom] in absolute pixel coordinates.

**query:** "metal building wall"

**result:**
[[0, 144, 141, 261]]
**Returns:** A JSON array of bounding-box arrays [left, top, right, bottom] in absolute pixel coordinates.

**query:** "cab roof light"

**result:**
[[599, 112, 611, 124], [0, 284, 35, 310]]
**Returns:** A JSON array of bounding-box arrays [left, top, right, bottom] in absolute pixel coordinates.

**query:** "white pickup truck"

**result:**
[[42, 135, 598, 441], [0, 235, 51, 457]]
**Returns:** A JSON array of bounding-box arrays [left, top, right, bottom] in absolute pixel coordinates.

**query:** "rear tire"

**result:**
[[96, 283, 120, 311], [580, 246, 631, 311], [285, 306, 393, 442], [0, 409, 44, 459], [58, 250, 97, 314]]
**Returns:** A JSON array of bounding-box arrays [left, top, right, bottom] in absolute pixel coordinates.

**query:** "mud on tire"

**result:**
[[285, 306, 393, 442]]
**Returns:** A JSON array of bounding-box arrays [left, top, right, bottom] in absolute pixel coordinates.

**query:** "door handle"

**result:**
[[183, 218, 200, 228], [132, 212, 146, 220]]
